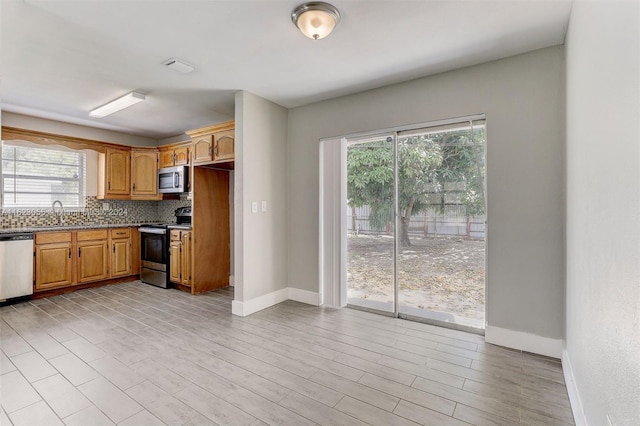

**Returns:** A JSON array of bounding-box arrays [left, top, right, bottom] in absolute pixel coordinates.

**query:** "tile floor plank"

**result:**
[[0, 371, 42, 413], [0, 282, 575, 426], [10, 350, 58, 382], [33, 374, 93, 418], [8, 400, 64, 426]]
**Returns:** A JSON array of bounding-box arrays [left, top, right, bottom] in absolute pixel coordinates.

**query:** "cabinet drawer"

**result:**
[[77, 229, 108, 241], [35, 232, 72, 245], [110, 228, 131, 239], [170, 230, 182, 241]]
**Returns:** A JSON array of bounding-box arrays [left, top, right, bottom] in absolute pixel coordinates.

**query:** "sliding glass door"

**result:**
[[396, 121, 486, 329], [345, 134, 396, 314], [344, 119, 486, 329]]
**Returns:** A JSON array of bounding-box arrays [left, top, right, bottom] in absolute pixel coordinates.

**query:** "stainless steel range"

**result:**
[[139, 207, 192, 288]]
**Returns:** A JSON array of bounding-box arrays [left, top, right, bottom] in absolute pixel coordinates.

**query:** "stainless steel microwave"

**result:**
[[158, 166, 189, 193]]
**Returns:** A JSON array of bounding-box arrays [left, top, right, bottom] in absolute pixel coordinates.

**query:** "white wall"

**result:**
[[2, 112, 157, 147], [565, 1, 640, 425], [287, 47, 566, 350], [233, 91, 288, 310]]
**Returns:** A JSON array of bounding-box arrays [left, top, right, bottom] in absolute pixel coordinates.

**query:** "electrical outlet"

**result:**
[[261, 201, 267, 212], [251, 201, 258, 213], [102, 202, 109, 210]]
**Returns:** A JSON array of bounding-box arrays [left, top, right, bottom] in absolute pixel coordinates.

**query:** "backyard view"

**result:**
[[346, 121, 486, 328]]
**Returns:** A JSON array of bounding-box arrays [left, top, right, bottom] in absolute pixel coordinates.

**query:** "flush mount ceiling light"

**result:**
[[89, 91, 145, 118], [163, 58, 195, 74], [291, 2, 340, 40]]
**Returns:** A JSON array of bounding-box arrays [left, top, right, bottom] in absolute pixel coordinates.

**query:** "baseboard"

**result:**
[[288, 288, 321, 306], [562, 346, 587, 426], [231, 287, 288, 317], [231, 287, 320, 316], [485, 326, 562, 358]]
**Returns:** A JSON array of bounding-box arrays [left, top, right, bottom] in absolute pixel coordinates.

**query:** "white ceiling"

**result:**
[[1, 0, 572, 139]]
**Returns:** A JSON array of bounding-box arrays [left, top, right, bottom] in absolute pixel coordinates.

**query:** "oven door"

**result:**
[[139, 228, 167, 271]]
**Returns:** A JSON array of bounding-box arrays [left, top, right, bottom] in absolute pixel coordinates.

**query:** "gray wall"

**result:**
[[2, 112, 158, 146], [287, 46, 565, 340], [565, 2, 640, 425], [235, 91, 288, 301]]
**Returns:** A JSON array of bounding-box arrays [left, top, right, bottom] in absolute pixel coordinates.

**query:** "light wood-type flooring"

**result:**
[[0, 281, 575, 425]]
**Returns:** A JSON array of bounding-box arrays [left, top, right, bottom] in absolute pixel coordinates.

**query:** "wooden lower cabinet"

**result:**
[[181, 232, 192, 286], [169, 229, 192, 286], [35, 242, 73, 290], [77, 240, 109, 283], [110, 228, 131, 278], [34, 227, 136, 292], [169, 240, 182, 283]]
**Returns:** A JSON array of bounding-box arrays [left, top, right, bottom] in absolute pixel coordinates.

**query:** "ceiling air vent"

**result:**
[[163, 58, 195, 74]]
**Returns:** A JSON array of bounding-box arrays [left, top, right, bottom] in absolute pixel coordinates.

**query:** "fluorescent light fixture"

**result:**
[[89, 91, 145, 118], [163, 58, 195, 74]]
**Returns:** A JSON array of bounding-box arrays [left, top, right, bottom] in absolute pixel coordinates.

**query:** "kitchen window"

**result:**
[[1, 142, 86, 209]]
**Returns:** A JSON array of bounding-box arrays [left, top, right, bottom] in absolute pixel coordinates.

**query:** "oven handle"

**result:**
[[139, 228, 167, 235]]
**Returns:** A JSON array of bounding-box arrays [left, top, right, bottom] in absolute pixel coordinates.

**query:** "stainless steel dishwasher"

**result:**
[[0, 233, 34, 303]]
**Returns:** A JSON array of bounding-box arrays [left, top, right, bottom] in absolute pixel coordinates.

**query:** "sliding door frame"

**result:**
[[319, 114, 487, 330]]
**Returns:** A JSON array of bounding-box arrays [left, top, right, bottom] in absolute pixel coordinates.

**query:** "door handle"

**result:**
[[68, 248, 71, 259], [78, 247, 81, 257]]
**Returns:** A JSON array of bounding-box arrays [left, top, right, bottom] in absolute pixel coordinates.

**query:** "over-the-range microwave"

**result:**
[[158, 166, 189, 193]]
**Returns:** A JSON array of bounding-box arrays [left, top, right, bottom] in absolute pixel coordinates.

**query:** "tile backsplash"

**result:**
[[1, 196, 191, 229]]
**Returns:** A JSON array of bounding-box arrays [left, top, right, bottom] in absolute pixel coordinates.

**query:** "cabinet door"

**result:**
[[35, 243, 73, 290], [106, 149, 131, 196], [174, 146, 190, 166], [159, 150, 175, 169], [181, 232, 192, 286], [77, 240, 109, 283], [111, 238, 131, 277], [192, 135, 213, 164], [213, 130, 234, 162], [169, 241, 181, 284], [131, 150, 159, 198]]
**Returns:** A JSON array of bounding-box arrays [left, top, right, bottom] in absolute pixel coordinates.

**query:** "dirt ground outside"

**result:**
[[347, 233, 485, 324]]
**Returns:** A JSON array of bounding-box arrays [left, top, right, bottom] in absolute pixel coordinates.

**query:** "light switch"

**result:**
[[261, 201, 267, 212], [251, 201, 258, 213]]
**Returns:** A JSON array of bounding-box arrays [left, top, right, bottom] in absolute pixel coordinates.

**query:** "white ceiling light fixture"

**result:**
[[291, 2, 341, 40], [89, 91, 145, 118], [163, 58, 195, 74]]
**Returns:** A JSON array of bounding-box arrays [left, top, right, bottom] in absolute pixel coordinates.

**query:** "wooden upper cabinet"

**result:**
[[187, 121, 234, 166], [98, 149, 131, 199], [159, 144, 190, 168], [160, 150, 176, 169], [213, 130, 234, 163], [192, 135, 213, 164], [174, 146, 190, 165], [131, 150, 159, 199]]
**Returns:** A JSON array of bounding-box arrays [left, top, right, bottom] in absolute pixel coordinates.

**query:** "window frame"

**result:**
[[1, 141, 87, 211]]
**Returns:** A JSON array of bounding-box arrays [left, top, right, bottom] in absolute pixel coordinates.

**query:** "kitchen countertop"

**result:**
[[0, 223, 154, 234]]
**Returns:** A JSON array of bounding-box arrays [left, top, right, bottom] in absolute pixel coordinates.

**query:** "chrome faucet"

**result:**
[[52, 200, 65, 225]]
